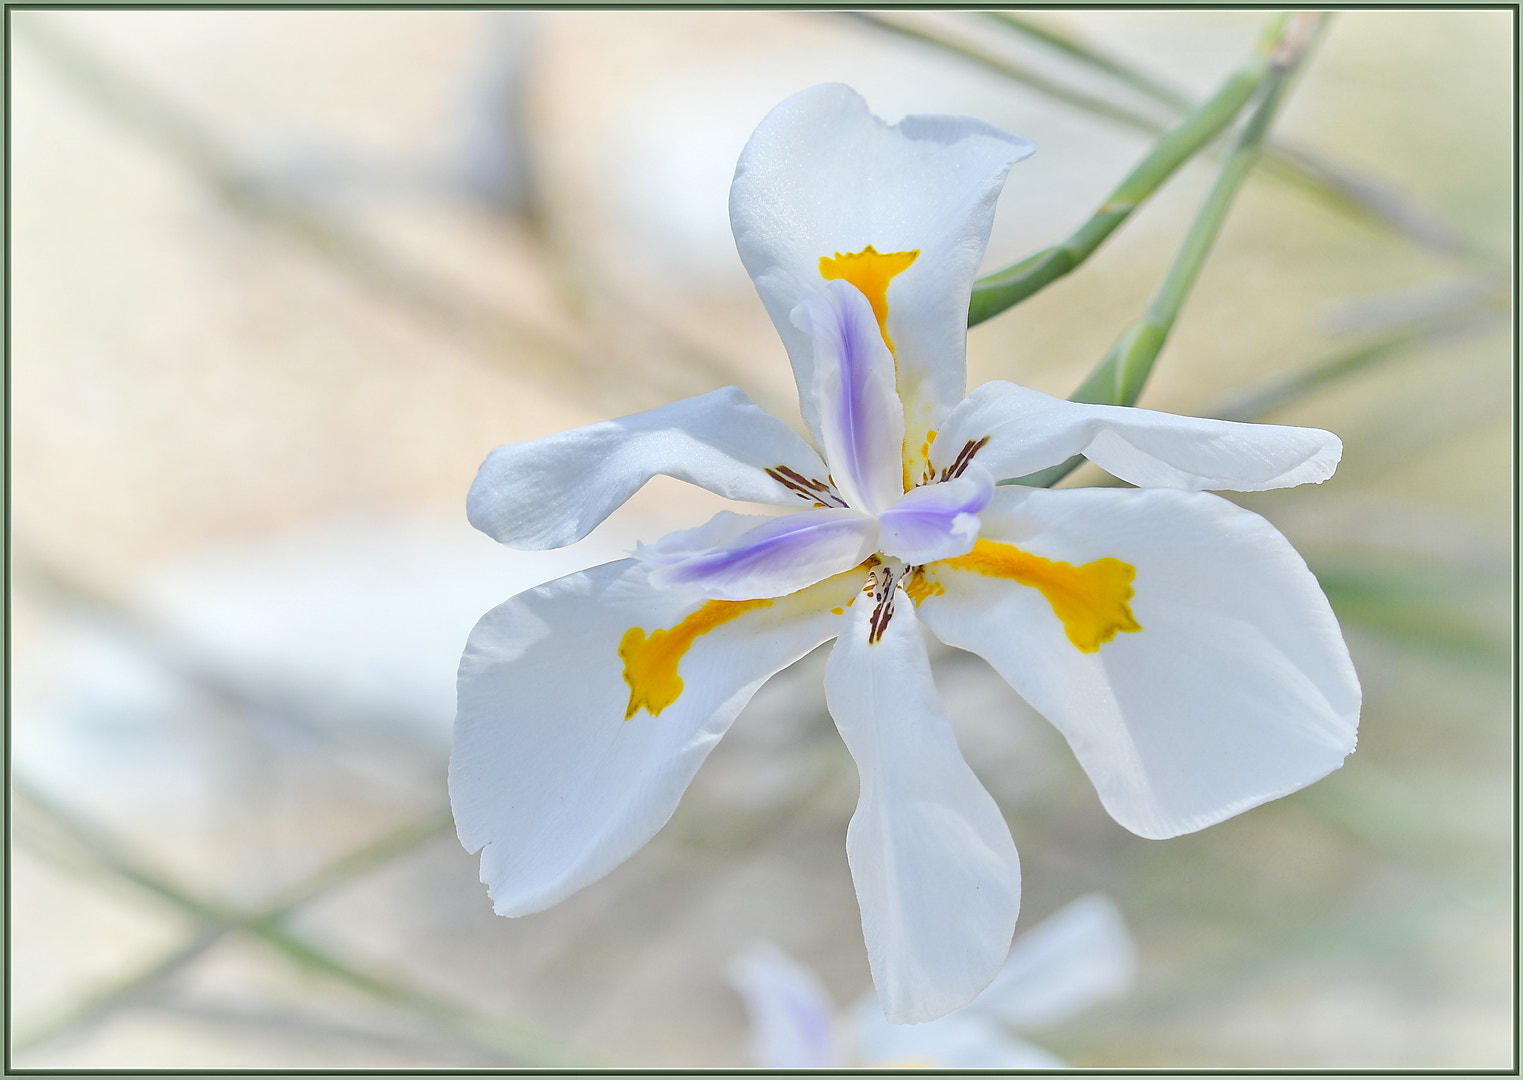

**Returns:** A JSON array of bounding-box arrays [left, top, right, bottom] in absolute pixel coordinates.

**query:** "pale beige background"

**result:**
[[9, 9, 1513, 1068]]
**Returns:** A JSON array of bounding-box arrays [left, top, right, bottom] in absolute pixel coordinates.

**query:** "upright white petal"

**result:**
[[973, 893, 1136, 1029], [730, 84, 1034, 447], [793, 280, 905, 513], [824, 593, 1020, 1023], [467, 386, 831, 549], [937, 381, 1342, 491], [728, 942, 842, 1069], [451, 559, 853, 915], [917, 486, 1361, 840]]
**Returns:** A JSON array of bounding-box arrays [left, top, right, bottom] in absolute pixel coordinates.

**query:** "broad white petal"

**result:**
[[728, 942, 842, 1069], [825, 591, 1020, 1023], [731, 84, 1035, 447], [637, 507, 877, 601], [451, 559, 855, 915], [877, 464, 993, 565], [974, 893, 1136, 1029], [793, 280, 905, 513], [850, 996, 1065, 1069], [937, 381, 1342, 491], [467, 386, 831, 549], [917, 486, 1361, 839]]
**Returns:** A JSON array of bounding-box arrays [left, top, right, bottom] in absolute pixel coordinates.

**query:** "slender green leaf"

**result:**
[[998, 13, 1326, 488], [841, 11, 1171, 136], [968, 12, 1292, 326], [982, 10, 1196, 112]]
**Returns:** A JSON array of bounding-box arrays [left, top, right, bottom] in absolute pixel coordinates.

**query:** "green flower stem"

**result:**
[[967, 12, 1293, 327], [841, 12, 1171, 137], [1000, 13, 1326, 489], [972, 11, 1487, 265], [1077, 13, 1325, 404]]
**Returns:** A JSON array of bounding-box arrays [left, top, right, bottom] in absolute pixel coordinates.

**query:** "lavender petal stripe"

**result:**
[[643, 508, 877, 601], [793, 282, 904, 514], [877, 465, 994, 565]]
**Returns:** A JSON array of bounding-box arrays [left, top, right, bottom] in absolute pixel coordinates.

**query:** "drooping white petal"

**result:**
[[728, 942, 842, 1069], [850, 995, 1064, 1069], [916, 486, 1360, 840], [876, 463, 993, 565], [936, 381, 1342, 491], [972, 893, 1136, 1029], [824, 592, 1020, 1023], [793, 280, 905, 513], [636, 507, 877, 601], [451, 559, 853, 915], [467, 386, 832, 549], [730, 84, 1035, 447]]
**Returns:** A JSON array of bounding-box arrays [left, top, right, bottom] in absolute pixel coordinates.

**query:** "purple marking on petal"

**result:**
[[642, 507, 876, 600], [877, 464, 994, 565], [793, 283, 904, 513]]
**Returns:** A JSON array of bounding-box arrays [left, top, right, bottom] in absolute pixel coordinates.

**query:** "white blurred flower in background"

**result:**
[[730, 893, 1136, 1069]]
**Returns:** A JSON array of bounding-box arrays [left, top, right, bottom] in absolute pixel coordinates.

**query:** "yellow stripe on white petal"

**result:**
[[620, 564, 867, 720], [825, 593, 1020, 1024], [915, 486, 1360, 841], [620, 598, 773, 720], [451, 559, 854, 917], [926, 539, 1141, 653]]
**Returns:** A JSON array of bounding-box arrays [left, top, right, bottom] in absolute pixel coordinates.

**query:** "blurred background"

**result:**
[[8, 9, 1513, 1069]]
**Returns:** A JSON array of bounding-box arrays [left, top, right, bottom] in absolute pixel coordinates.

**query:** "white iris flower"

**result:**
[[451, 84, 1360, 1024]]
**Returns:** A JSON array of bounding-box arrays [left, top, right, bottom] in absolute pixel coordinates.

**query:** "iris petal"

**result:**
[[792, 281, 906, 514], [638, 507, 877, 601], [877, 464, 994, 564]]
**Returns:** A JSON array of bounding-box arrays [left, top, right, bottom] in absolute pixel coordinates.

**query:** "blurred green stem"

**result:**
[[1213, 300, 1508, 422], [1076, 14, 1325, 405], [981, 10, 1196, 112], [11, 781, 575, 1067], [968, 10, 1489, 264], [12, 813, 456, 1057], [11, 15, 742, 410], [968, 12, 1293, 326], [1003, 12, 1326, 489], [842, 11, 1171, 136]]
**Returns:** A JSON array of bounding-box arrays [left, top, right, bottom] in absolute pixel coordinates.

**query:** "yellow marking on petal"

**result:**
[[938, 539, 1142, 653], [818, 245, 919, 353], [619, 563, 874, 720], [620, 599, 771, 720], [904, 566, 945, 607]]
